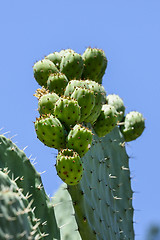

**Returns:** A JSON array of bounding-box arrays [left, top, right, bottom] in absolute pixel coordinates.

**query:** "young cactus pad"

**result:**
[[120, 111, 145, 142], [34, 114, 66, 149], [55, 149, 83, 186], [66, 124, 93, 157]]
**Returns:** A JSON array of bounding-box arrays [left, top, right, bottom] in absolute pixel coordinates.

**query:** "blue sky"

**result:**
[[0, 1, 160, 239]]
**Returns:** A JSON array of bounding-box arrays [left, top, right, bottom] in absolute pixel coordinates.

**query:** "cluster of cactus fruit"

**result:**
[[0, 47, 145, 240], [33, 47, 145, 186]]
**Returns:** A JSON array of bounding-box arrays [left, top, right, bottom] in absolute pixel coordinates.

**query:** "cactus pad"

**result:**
[[45, 52, 62, 69]]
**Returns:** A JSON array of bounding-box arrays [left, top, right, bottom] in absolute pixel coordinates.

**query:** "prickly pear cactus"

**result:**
[[0, 134, 60, 240]]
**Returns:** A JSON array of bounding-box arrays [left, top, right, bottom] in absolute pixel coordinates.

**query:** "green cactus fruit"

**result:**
[[120, 111, 145, 142], [34, 114, 66, 149], [106, 94, 125, 122], [64, 80, 89, 97], [54, 97, 81, 129], [67, 124, 93, 157], [71, 87, 95, 122], [82, 47, 108, 83], [47, 73, 68, 96], [59, 49, 75, 57], [33, 59, 59, 87], [93, 104, 118, 137], [45, 52, 61, 69], [84, 80, 106, 124], [60, 51, 84, 80], [38, 92, 59, 115], [55, 149, 83, 186]]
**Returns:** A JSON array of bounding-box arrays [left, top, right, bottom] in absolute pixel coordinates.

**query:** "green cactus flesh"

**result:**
[[47, 73, 68, 96], [93, 104, 118, 137], [106, 94, 125, 122], [35, 114, 66, 149], [120, 111, 145, 142], [0, 135, 60, 240], [60, 51, 84, 80], [33, 59, 59, 87], [0, 171, 43, 240], [82, 47, 108, 83], [55, 149, 83, 186], [61, 126, 134, 240], [38, 92, 59, 115], [53, 184, 81, 240], [66, 124, 93, 157], [71, 87, 95, 122], [54, 97, 81, 129], [45, 52, 62, 69]]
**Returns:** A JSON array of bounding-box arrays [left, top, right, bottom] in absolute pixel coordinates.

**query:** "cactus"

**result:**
[[47, 73, 68, 96], [120, 111, 145, 142], [37, 92, 59, 115], [93, 104, 118, 137], [54, 97, 81, 129], [33, 59, 59, 87], [82, 47, 108, 83], [60, 50, 84, 80], [0, 170, 43, 239], [0, 47, 145, 239], [34, 114, 66, 149], [55, 149, 83, 186], [106, 94, 125, 122]]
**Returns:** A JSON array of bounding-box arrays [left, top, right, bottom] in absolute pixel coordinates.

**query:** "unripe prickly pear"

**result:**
[[120, 111, 145, 142], [55, 149, 83, 185], [71, 87, 95, 122], [60, 51, 84, 80], [34, 114, 66, 149], [38, 93, 59, 115], [54, 97, 81, 129], [82, 47, 107, 83], [84, 80, 106, 124], [93, 104, 118, 137], [106, 94, 125, 122], [47, 73, 68, 96], [64, 80, 89, 97], [67, 124, 93, 157], [33, 59, 59, 87], [45, 52, 61, 69]]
